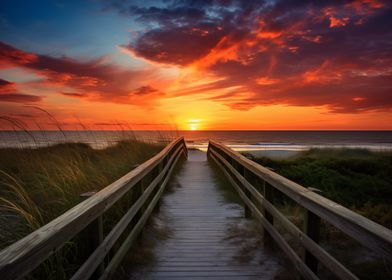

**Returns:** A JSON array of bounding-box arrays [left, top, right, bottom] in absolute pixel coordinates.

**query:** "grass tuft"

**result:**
[[0, 140, 164, 249], [249, 148, 392, 228]]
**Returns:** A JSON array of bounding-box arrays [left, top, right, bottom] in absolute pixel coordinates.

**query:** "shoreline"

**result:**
[[188, 143, 392, 159], [1, 130, 392, 151]]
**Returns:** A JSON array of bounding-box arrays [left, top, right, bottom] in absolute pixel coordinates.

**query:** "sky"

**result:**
[[0, 0, 391, 130]]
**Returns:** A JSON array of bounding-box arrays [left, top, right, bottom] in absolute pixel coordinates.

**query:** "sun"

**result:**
[[188, 119, 201, 131], [189, 123, 198, 130]]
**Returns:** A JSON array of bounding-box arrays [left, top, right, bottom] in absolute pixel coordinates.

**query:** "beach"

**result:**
[[2, 130, 392, 159]]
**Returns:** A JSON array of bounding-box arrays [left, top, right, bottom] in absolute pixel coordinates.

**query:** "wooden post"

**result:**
[[155, 161, 164, 212], [263, 182, 274, 247], [80, 192, 104, 278], [304, 210, 320, 274], [243, 169, 252, 219], [255, 178, 264, 211], [137, 178, 146, 222]]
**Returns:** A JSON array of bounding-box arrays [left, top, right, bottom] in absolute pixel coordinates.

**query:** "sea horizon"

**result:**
[[2, 130, 392, 152]]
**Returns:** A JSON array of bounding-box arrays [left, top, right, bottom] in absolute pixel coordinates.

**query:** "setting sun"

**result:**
[[0, 1, 392, 279], [188, 119, 201, 131]]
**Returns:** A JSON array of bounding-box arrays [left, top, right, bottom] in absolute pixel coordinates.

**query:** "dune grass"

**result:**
[[243, 148, 392, 279], [245, 148, 392, 228], [0, 138, 167, 279], [0, 140, 164, 249], [0, 109, 179, 278]]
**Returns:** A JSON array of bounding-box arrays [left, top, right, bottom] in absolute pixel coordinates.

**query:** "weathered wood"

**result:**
[[130, 150, 284, 279], [0, 137, 187, 280], [79, 192, 104, 278], [99, 148, 185, 280], [263, 182, 274, 247], [243, 170, 252, 218], [209, 141, 392, 262], [155, 161, 165, 212], [209, 152, 318, 280], [304, 211, 321, 274], [71, 145, 186, 280], [209, 147, 359, 280]]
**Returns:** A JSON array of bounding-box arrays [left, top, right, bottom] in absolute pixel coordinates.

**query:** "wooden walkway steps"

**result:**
[[128, 150, 284, 279]]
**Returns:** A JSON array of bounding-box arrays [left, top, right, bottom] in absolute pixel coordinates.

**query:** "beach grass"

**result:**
[[0, 137, 166, 279], [0, 139, 165, 248], [244, 148, 392, 279], [245, 148, 392, 228]]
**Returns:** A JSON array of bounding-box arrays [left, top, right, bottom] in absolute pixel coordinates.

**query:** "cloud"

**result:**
[[0, 93, 42, 103], [108, 0, 392, 113], [0, 41, 165, 107], [129, 85, 164, 96], [128, 24, 226, 65], [0, 78, 42, 103], [61, 92, 85, 97], [0, 78, 13, 86]]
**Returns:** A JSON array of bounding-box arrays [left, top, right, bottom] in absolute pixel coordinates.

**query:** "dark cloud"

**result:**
[[131, 24, 226, 65], [95, 122, 129, 126], [130, 85, 163, 96], [0, 78, 13, 86], [109, 0, 392, 113], [125, 5, 206, 26], [0, 41, 163, 106], [0, 41, 118, 81], [61, 92, 85, 97], [0, 78, 42, 103], [0, 93, 42, 103]]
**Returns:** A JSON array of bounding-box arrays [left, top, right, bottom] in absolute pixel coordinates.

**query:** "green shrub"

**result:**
[[250, 148, 392, 228]]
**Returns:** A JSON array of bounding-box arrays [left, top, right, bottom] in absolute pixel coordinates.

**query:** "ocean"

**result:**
[[1, 130, 392, 157]]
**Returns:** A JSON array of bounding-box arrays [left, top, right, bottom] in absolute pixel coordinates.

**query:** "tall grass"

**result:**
[[0, 140, 164, 249], [245, 148, 392, 279], [247, 148, 392, 228], [0, 111, 172, 278]]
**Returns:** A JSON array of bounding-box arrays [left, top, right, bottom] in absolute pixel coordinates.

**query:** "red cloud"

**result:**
[[114, 0, 392, 113], [0, 93, 42, 103], [0, 78, 42, 103], [0, 41, 164, 107], [0, 43, 37, 69]]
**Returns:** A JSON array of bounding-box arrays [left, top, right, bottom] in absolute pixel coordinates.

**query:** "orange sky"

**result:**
[[0, 0, 391, 130]]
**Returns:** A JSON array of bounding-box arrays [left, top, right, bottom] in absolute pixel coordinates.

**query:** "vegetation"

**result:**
[[0, 138, 166, 279], [0, 140, 164, 253], [245, 148, 392, 229], [244, 148, 392, 279]]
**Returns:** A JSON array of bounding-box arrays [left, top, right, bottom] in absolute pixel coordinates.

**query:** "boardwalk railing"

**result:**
[[208, 140, 392, 280], [0, 137, 187, 280]]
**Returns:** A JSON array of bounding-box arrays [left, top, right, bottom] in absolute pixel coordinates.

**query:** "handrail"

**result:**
[[0, 137, 188, 280], [208, 140, 392, 280]]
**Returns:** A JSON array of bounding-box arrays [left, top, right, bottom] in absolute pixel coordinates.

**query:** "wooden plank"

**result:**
[[71, 145, 185, 280], [145, 277, 260, 280], [150, 266, 267, 271], [99, 148, 185, 280], [210, 148, 359, 280], [146, 271, 270, 277], [263, 182, 274, 247], [145, 277, 263, 280], [0, 137, 186, 280], [210, 152, 319, 280], [209, 141, 392, 262], [79, 192, 104, 278], [243, 170, 252, 218], [152, 262, 264, 267], [304, 210, 321, 274], [129, 150, 284, 279]]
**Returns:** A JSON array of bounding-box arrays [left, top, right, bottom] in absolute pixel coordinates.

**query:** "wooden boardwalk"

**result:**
[[1, 138, 391, 280], [128, 150, 284, 279]]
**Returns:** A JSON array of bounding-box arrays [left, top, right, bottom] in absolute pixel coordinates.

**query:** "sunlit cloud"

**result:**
[[0, 0, 391, 129], [109, 0, 391, 114]]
